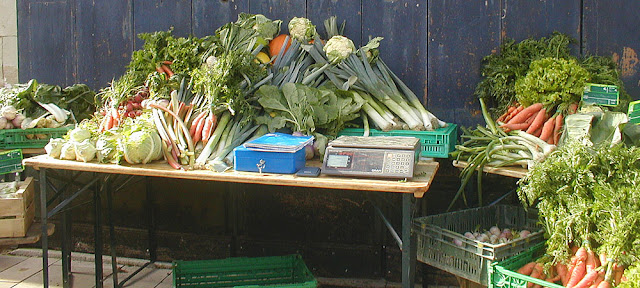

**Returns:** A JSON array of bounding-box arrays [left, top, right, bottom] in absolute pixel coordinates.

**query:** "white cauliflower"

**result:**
[[288, 17, 316, 42], [323, 36, 356, 63]]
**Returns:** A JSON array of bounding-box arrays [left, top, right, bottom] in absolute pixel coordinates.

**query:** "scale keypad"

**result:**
[[384, 152, 414, 175]]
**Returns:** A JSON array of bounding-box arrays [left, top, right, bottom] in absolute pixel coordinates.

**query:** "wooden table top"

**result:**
[[24, 155, 439, 198]]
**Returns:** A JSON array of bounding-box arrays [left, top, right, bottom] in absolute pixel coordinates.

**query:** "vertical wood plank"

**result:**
[[362, 1, 428, 118], [306, 1, 362, 46], [427, 1, 501, 127], [583, 0, 640, 100], [249, 0, 306, 34], [501, 0, 581, 44], [75, 0, 133, 90], [17, 0, 74, 86], [192, 0, 249, 37], [133, 0, 192, 48]]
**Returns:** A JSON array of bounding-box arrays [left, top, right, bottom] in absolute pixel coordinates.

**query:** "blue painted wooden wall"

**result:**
[[17, 0, 640, 128]]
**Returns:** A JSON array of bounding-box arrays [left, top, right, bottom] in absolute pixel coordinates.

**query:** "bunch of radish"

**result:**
[[98, 88, 149, 132], [453, 226, 532, 246], [118, 88, 148, 119]]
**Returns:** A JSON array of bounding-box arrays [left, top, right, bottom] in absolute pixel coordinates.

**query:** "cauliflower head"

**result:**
[[288, 17, 316, 42], [323, 36, 356, 63]]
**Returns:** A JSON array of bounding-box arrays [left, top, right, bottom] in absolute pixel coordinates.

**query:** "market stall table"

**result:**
[[24, 154, 439, 288], [452, 160, 527, 179]]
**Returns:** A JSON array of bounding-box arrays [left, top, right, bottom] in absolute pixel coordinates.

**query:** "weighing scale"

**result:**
[[321, 136, 421, 179]]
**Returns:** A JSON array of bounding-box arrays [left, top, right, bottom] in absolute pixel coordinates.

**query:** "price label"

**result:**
[[629, 100, 640, 125], [582, 83, 619, 106]]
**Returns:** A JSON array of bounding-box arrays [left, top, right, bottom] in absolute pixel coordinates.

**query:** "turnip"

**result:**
[[489, 234, 499, 244], [489, 226, 501, 236], [476, 233, 490, 243], [519, 230, 531, 238], [5, 122, 13, 130], [453, 238, 463, 247], [464, 232, 475, 240], [1, 106, 17, 120], [12, 113, 25, 128], [0, 117, 7, 129]]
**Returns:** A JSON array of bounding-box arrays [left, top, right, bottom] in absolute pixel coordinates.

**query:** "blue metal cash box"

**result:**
[[233, 145, 306, 174]]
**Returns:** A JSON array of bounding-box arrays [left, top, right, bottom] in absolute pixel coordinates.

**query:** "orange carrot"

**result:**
[[539, 115, 556, 142], [162, 60, 173, 65], [528, 264, 543, 288], [517, 262, 538, 276], [557, 263, 569, 286], [546, 274, 561, 284], [201, 113, 215, 145], [498, 106, 517, 123], [552, 113, 564, 144], [568, 102, 579, 114], [162, 64, 174, 77], [505, 105, 524, 123], [573, 269, 599, 288], [586, 250, 597, 272], [567, 247, 589, 288], [507, 103, 543, 124], [192, 112, 207, 144], [613, 264, 624, 286], [526, 108, 547, 134], [589, 272, 604, 288], [596, 281, 611, 288], [500, 122, 530, 131], [189, 111, 207, 138], [599, 253, 607, 268], [532, 124, 543, 137], [155, 66, 165, 75]]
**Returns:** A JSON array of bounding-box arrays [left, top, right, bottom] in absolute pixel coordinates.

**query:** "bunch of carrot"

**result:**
[[155, 60, 175, 79], [515, 246, 626, 288], [496, 102, 579, 145]]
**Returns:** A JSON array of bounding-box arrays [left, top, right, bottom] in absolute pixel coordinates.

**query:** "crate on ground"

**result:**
[[412, 205, 544, 285], [173, 254, 317, 288], [0, 177, 35, 238], [338, 123, 457, 158], [489, 242, 563, 288], [0, 126, 72, 149]]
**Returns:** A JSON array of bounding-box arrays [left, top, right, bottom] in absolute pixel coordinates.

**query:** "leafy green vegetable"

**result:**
[[623, 123, 640, 147], [1, 79, 97, 121], [235, 13, 282, 46], [475, 32, 574, 115], [254, 83, 363, 137], [119, 115, 163, 165], [515, 57, 589, 109], [580, 55, 632, 113], [518, 140, 640, 267]]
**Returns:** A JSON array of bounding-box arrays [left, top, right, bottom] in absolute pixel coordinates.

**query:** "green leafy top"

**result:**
[[515, 57, 589, 109], [254, 83, 363, 137]]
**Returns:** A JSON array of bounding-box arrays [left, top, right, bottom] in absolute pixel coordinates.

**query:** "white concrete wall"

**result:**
[[0, 0, 18, 86]]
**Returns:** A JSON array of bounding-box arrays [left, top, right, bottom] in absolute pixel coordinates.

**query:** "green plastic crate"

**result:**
[[488, 242, 564, 288], [0, 126, 72, 149], [412, 205, 544, 285], [172, 254, 317, 288], [338, 124, 457, 158], [0, 149, 23, 174]]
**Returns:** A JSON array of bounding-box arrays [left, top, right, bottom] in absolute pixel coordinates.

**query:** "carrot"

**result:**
[[189, 111, 207, 137], [192, 112, 207, 144], [552, 113, 564, 144], [500, 122, 530, 131], [517, 262, 538, 276], [613, 264, 624, 286], [568, 102, 579, 114], [201, 113, 214, 145], [155, 66, 165, 75], [596, 281, 611, 288], [162, 60, 173, 65], [573, 269, 599, 288], [507, 103, 543, 124], [554, 263, 568, 285], [586, 250, 597, 272], [161, 64, 174, 77], [528, 264, 543, 288], [526, 108, 547, 134], [589, 272, 604, 288], [497, 106, 517, 123], [504, 105, 524, 123], [546, 274, 561, 284], [539, 115, 556, 142], [567, 247, 589, 288], [532, 124, 543, 137], [599, 253, 607, 268]]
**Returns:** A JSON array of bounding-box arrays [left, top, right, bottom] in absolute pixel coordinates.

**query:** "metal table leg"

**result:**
[[402, 193, 416, 288], [40, 168, 49, 288], [94, 174, 103, 288], [146, 176, 157, 262], [61, 179, 72, 288]]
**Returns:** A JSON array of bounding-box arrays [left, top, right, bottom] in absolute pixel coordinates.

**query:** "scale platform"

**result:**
[[321, 136, 421, 179]]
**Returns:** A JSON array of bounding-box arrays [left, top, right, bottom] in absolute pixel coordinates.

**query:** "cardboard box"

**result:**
[[0, 177, 35, 238]]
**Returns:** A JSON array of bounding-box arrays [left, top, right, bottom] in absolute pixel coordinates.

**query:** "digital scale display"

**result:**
[[321, 136, 420, 179]]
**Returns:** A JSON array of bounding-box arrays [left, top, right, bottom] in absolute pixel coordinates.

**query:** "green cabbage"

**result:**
[[60, 142, 76, 160], [69, 127, 92, 142], [236, 13, 281, 44], [122, 129, 162, 165], [45, 138, 66, 159], [95, 132, 122, 164], [74, 139, 97, 162]]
